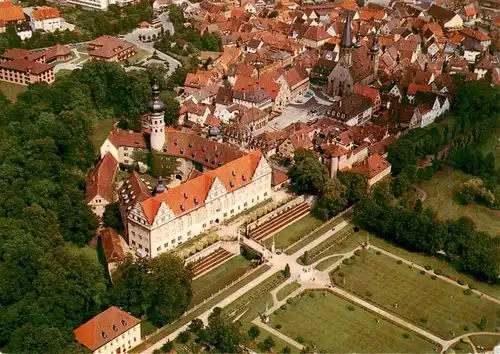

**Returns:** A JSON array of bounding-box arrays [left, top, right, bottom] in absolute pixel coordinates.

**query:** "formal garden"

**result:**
[[330, 250, 500, 339], [268, 290, 437, 353]]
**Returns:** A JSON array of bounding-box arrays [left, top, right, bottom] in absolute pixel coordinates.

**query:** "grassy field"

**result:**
[[140, 320, 158, 338], [190, 255, 252, 307], [450, 339, 473, 353], [130, 265, 271, 353], [369, 235, 500, 300], [246, 325, 300, 354], [315, 255, 343, 271], [284, 215, 346, 255], [0, 81, 27, 102], [473, 128, 500, 167], [55, 69, 73, 78], [332, 250, 500, 339], [129, 47, 152, 64], [417, 168, 500, 236], [90, 118, 116, 154], [469, 334, 500, 350], [276, 282, 301, 301], [264, 214, 323, 250], [269, 290, 436, 353]]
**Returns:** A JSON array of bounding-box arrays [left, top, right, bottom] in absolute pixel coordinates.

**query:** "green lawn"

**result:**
[[0, 81, 27, 102], [140, 320, 158, 338], [269, 290, 436, 353], [417, 168, 500, 236], [276, 282, 301, 301], [450, 339, 473, 353], [246, 325, 301, 354], [315, 255, 343, 271], [369, 235, 500, 300], [284, 215, 346, 255], [130, 265, 271, 354], [55, 69, 73, 78], [469, 334, 500, 350], [264, 214, 323, 250], [331, 250, 500, 339], [190, 255, 252, 308], [129, 47, 151, 64], [90, 118, 116, 155]]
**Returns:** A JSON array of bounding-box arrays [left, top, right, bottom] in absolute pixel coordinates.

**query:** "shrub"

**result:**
[[342, 259, 350, 265], [366, 291, 373, 297], [457, 279, 466, 285], [420, 317, 427, 323], [347, 305, 355, 311], [354, 250, 361, 256], [274, 309, 281, 316], [296, 336, 305, 343], [403, 333, 410, 339], [420, 270, 425, 275], [350, 255, 356, 260], [424, 265, 432, 270], [376, 251, 381, 255], [397, 260, 403, 265], [281, 305, 287, 310], [176, 330, 190, 344], [281, 346, 291, 354], [275, 324, 282, 329], [161, 340, 173, 353], [338, 272, 345, 277], [469, 284, 477, 290], [434, 269, 443, 275], [248, 325, 260, 340], [463, 326, 469, 332], [431, 275, 437, 280], [309, 292, 316, 298], [463, 289, 472, 296], [287, 298, 294, 305]]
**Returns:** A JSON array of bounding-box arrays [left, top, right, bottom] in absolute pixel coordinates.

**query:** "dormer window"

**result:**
[[232, 170, 236, 177], [180, 205, 185, 211], [194, 198, 198, 205], [242, 175, 247, 181], [180, 148, 184, 154], [205, 157, 209, 162], [112, 325, 118, 332], [183, 193, 188, 199], [189, 142, 193, 148], [101, 331, 107, 339], [202, 146, 206, 152], [174, 139, 178, 145], [191, 152, 195, 158], [229, 181, 234, 188]]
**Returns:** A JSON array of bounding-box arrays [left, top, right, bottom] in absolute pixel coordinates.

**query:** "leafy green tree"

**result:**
[[248, 325, 260, 340], [103, 203, 124, 233], [338, 171, 367, 204], [387, 139, 416, 175], [206, 308, 245, 353], [259, 336, 276, 352], [282, 263, 291, 278], [289, 149, 329, 195]]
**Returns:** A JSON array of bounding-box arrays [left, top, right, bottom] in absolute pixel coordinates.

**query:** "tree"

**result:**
[[387, 139, 416, 175], [390, 172, 412, 197], [189, 318, 204, 334], [103, 203, 124, 232], [161, 340, 173, 352], [289, 149, 329, 195], [314, 178, 348, 220], [338, 172, 367, 204], [248, 325, 260, 340], [259, 336, 276, 352], [302, 251, 310, 265], [205, 309, 245, 353], [282, 263, 291, 278], [268, 10, 279, 18], [282, 346, 292, 354]]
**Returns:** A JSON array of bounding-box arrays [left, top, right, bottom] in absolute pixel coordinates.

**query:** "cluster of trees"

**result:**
[[288, 149, 367, 220], [354, 197, 500, 281], [111, 254, 193, 326], [154, 5, 221, 54], [0, 61, 189, 353], [455, 178, 498, 209]]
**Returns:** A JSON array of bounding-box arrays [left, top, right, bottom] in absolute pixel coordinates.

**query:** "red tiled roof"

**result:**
[[407, 83, 432, 95], [106, 129, 147, 149], [284, 65, 309, 89], [271, 168, 289, 186], [140, 150, 263, 223], [354, 84, 380, 105], [0, 2, 24, 22], [88, 35, 134, 59], [0, 58, 53, 75], [460, 27, 491, 42], [302, 26, 330, 41], [99, 227, 126, 264], [74, 307, 141, 352], [234, 75, 282, 100], [43, 44, 70, 61], [32, 7, 60, 20], [350, 153, 391, 179], [1, 48, 45, 61], [86, 152, 118, 203]]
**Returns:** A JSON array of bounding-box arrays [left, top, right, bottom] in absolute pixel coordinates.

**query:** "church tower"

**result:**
[[149, 80, 165, 151], [340, 12, 353, 67], [370, 35, 380, 77]]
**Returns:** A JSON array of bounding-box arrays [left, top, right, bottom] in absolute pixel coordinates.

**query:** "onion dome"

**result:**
[[154, 176, 167, 195], [149, 80, 164, 114], [209, 126, 221, 136], [354, 39, 361, 48]]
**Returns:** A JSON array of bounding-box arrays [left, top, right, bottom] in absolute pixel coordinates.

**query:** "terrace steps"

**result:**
[[192, 248, 233, 278]]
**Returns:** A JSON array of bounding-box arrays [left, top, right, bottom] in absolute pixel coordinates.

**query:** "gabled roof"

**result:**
[[31, 7, 60, 20], [427, 4, 458, 24], [140, 150, 263, 223], [350, 153, 391, 179], [99, 227, 126, 264], [0, 2, 24, 22], [0, 58, 53, 74], [74, 307, 141, 352], [284, 65, 309, 88], [354, 84, 380, 105], [302, 26, 330, 41], [86, 152, 118, 203], [106, 129, 147, 149]]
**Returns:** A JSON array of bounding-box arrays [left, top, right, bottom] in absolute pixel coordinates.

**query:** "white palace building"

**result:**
[[99, 83, 272, 258]]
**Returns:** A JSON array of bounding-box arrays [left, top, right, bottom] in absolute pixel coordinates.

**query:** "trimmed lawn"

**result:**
[[0, 81, 27, 102], [417, 168, 500, 236], [276, 282, 301, 301], [451, 339, 473, 353], [130, 265, 271, 354], [55, 69, 73, 78], [369, 235, 500, 300], [469, 334, 500, 350], [129, 47, 151, 64], [190, 255, 252, 307], [269, 290, 436, 353], [315, 255, 343, 271], [90, 118, 116, 155], [264, 214, 323, 250], [331, 250, 500, 340], [284, 215, 346, 255], [246, 325, 300, 354], [140, 320, 158, 338]]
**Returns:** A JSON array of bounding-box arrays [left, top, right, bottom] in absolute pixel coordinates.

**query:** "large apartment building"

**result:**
[[87, 36, 136, 62]]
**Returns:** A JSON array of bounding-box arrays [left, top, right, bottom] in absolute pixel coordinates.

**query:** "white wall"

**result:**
[[93, 324, 142, 354]]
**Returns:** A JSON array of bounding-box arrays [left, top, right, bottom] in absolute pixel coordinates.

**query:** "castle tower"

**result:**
[[370, 35, 380, 77], [149, 80, 165, 151], [340, 12, 353, 67]]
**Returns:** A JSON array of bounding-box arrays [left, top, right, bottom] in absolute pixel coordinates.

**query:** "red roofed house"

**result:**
[[74, 306, 142, 354], [86, 152, 119, 217], [28, 7, 61, 32], [282, 65, 310, 101], [300, 26, 331, 48], [234, 75, 286, 111], [406, 83, 432, 103], [277, 126, 315, 158], [354, 83, 381, 112], [0, 57, 54, 85], [350, 153, 391, 186], [100, 128, 147, 166], [87, 36, 136, 62], [99, 227, 126, 273], [0, 1, 25, 25]]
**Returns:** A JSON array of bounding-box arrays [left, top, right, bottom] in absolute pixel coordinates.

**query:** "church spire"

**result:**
[[341, 12, 353, 49]]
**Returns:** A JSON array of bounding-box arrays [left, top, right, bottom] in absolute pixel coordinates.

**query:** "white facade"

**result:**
[[67, 0, 116, 11], [127, 156, 272, 258], [30, 17, 60, 32], [88, 196, 109, 218], [100, 140, 145, 165], [151, 112, 166, 151], [93, 324, 141, 354]]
